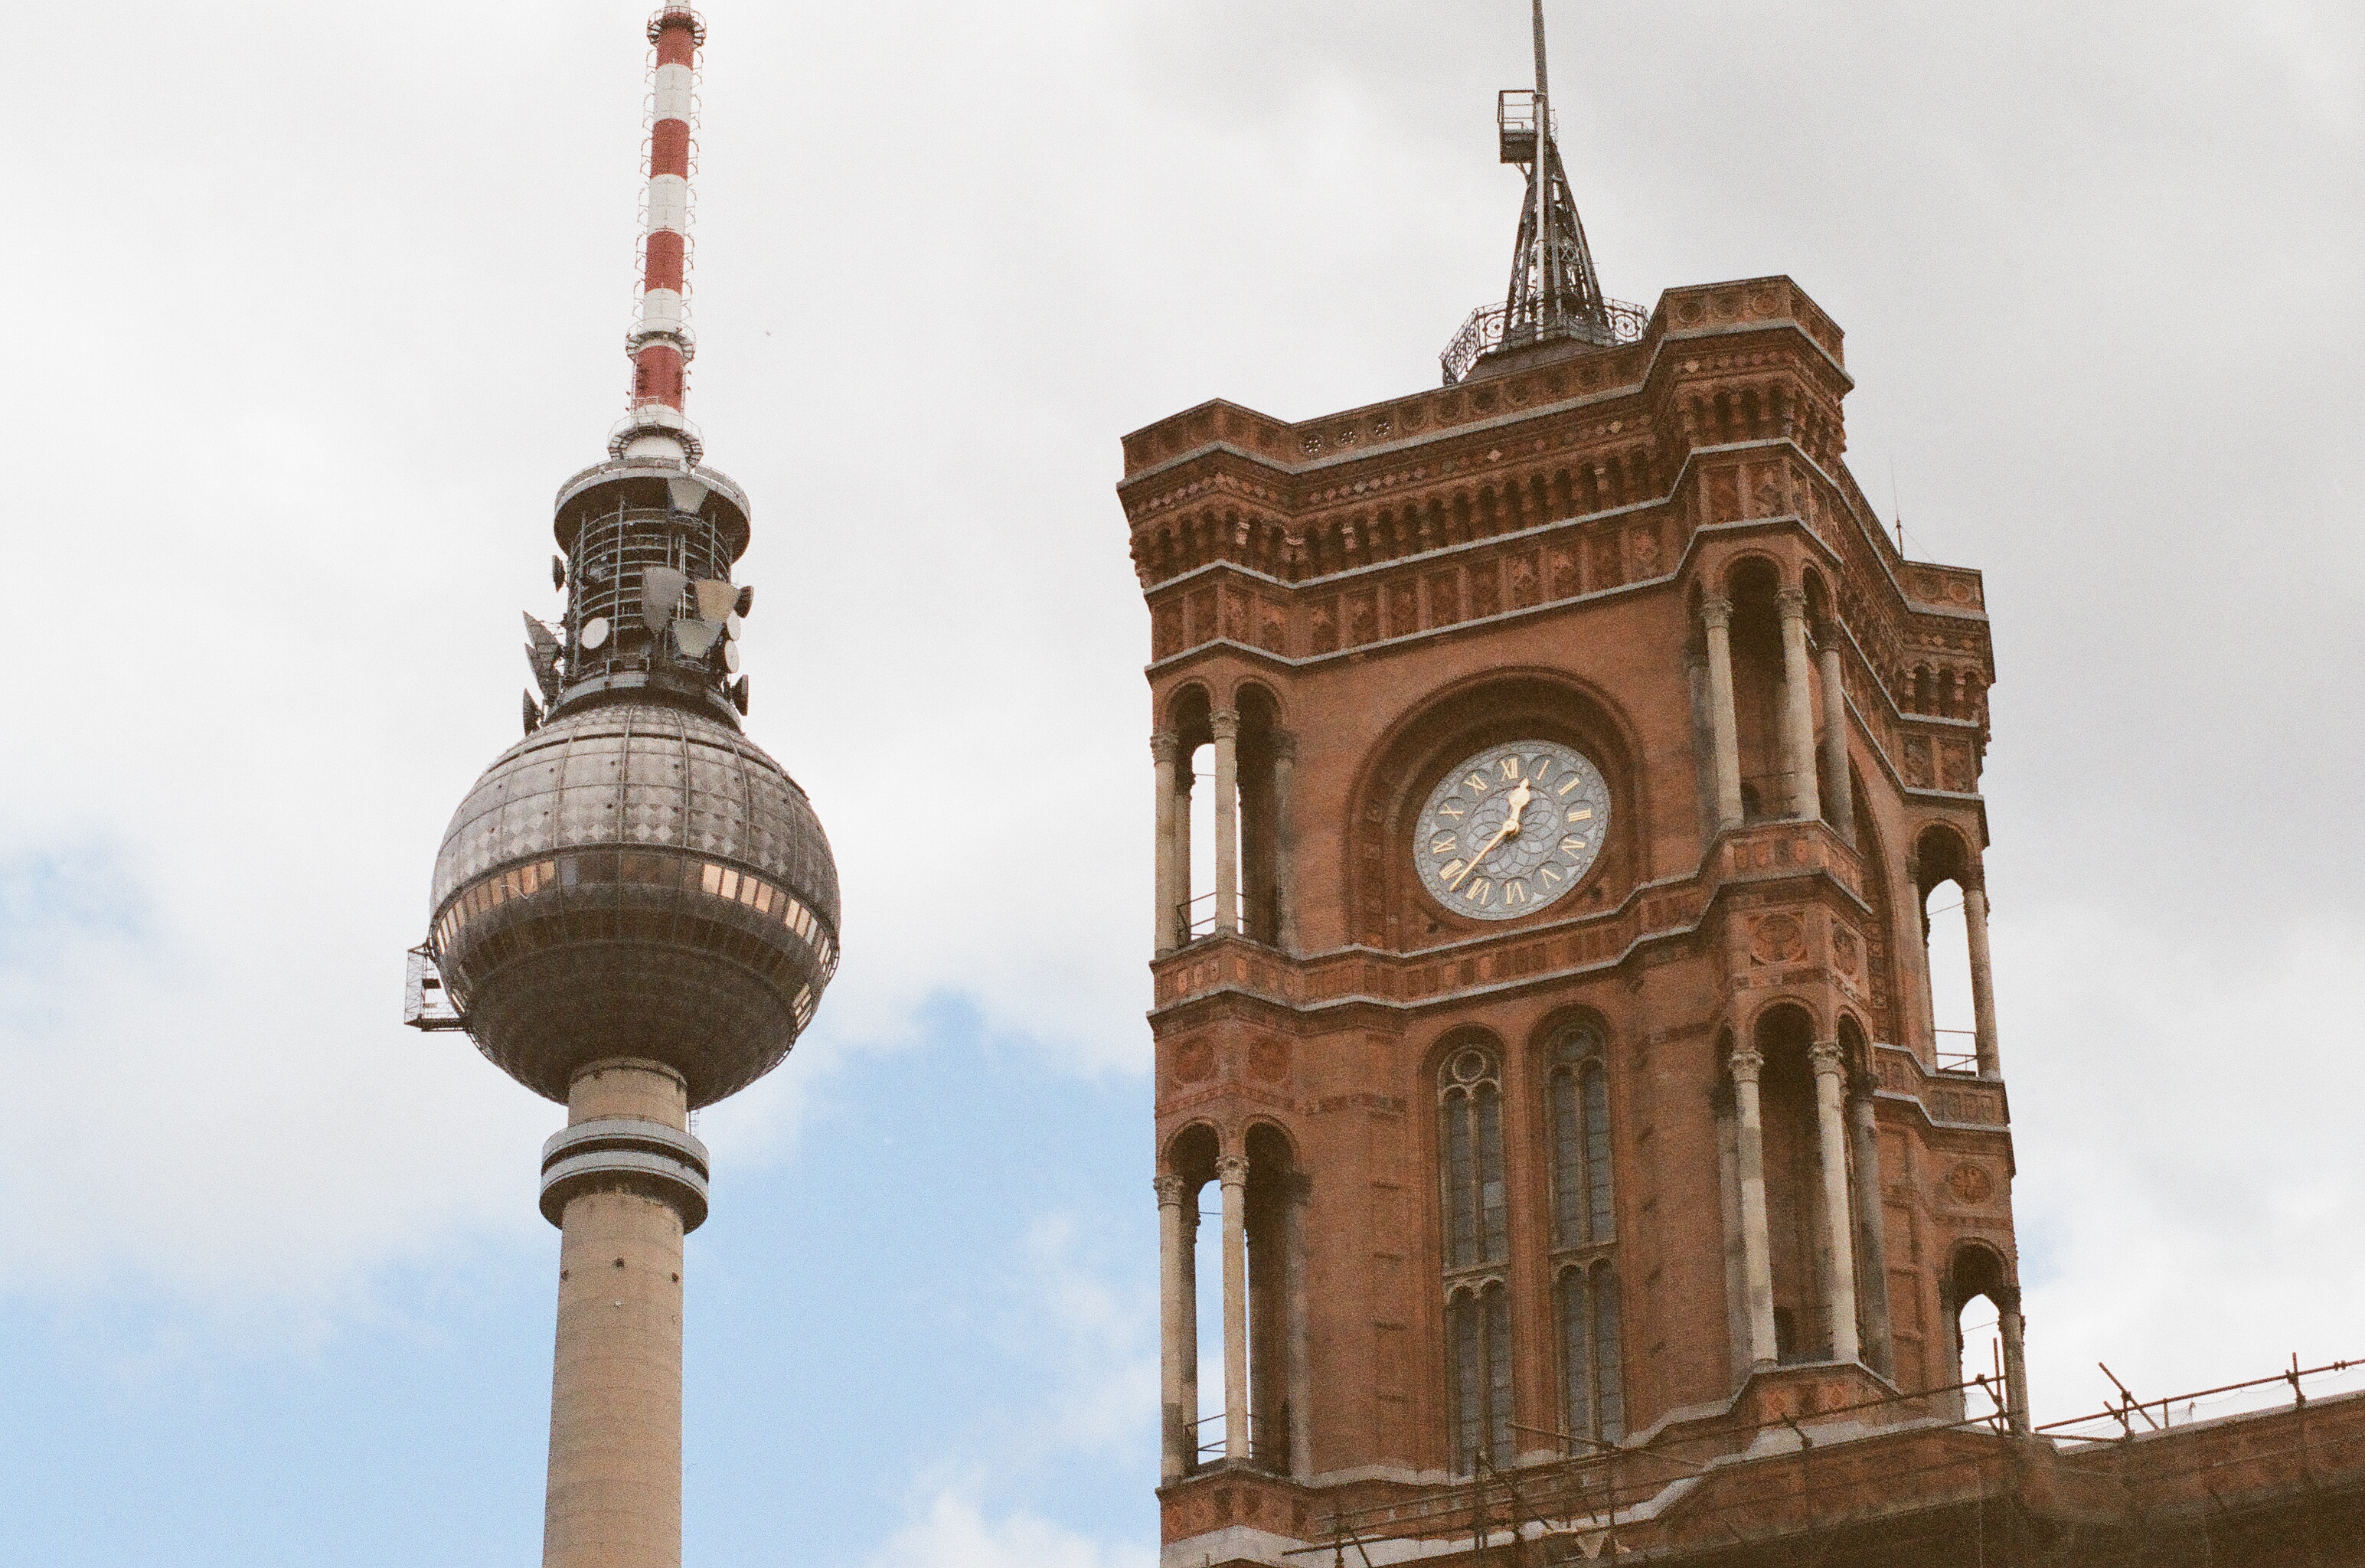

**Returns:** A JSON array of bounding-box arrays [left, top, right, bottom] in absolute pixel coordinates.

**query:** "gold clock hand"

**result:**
[[1444, 780, 1534, 890], [1446, 822, 1513, 890]]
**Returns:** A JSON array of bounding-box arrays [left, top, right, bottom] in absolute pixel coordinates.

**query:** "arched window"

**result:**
[[1547, 1024, 1613, 1248], [1558, 1262, 1624, 1445], [1439, 1044, 1507, 1271], [1439, 1042, 1509, 1472], [1546, 1024, 1622, 1446]]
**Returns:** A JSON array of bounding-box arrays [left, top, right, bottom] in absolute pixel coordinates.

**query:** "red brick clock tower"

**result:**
[[1123, 13, 2022, 1565]]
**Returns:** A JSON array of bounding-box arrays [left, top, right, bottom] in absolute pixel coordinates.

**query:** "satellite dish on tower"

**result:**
[[693, 579, 736, 622], [734, 584, 753, 616], [666, 477, 710, 515], [580, 616, 611, 651], [672, 617, 724, 658], [724, 639, 742, 675], [642, 567, 689, 633], [729, 675, 750, 714]]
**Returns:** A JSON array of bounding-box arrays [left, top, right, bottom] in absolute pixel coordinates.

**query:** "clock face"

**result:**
[[1413, 740, 1610, 920]]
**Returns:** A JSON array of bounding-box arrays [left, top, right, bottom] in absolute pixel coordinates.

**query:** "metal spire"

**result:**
[[1502, 1, 1611, 351], [1440, 2, 1638, 383]]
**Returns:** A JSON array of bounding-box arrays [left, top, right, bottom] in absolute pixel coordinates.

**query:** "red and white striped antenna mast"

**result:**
[[612, 6, 707, 463]]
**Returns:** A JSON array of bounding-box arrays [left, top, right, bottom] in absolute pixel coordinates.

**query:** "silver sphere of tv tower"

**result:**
[[426, 456, 841, 1112]]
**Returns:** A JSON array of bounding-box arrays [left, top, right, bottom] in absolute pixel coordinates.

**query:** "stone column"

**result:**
[[1272, 733, 1300, 954], [540, 1058, 708, 1568], [1152, 731, 1181, 956], [1181, 1187, 1200, 1464], [1818, 642, 1854, 843], [1902, 855, 1936, 1063], [1776, 587, 1823, 822], [1845, 1073, 1895, 1378], [1701, 596, 1745, 830], [1219, 1152, 1251, 1461], [1155, 1174, 1191, 1481], [1808, 1041, 1862, 1366], [1284, 1172, 1314, 1478], [1712, 1083, 1750, 1390], [1728, 1048, 1779, 1367], [1998, 1286, 2032, 1436], [1965, 874, 2004, 1080], [1211, 709, 1241, 936], [1939, 1285, 1968, 1423], [1174, 752, 1194, 939]]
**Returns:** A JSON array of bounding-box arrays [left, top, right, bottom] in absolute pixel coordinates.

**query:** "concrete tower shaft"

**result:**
[[543, 1060, 694, 1568]]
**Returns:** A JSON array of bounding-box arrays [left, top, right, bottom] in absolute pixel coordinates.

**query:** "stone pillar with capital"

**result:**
[[1211, 710, 1241, 936], [1809, 1040, 1862, 1365], [1964, 871, 2004, 1080], [1151, 731, 1181, 956], [1218, 1152, 1250, 1461], [1817, 641, 1854, 843], [1701, 596, 1745, 830], [1155, 1174, 1191, 1480], [1728, 1047, 1779, 1367], [1845, 1067, 1895, 1377], [1998, 1285, 2033, 1436], [1712, 1080, 1751, 1389], [1777, 587, 1824, 822]]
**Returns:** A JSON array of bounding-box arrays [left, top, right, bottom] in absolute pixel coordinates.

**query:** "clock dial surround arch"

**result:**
[[1341, 672, 1645, 951]]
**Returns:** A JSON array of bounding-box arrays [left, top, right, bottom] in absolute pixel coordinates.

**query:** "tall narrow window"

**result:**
[[1448, 1282, 1514, 1475], [1557, 1263, 1625, 1445], [1439, 1043, 1510, 1473], [1548, 1025, 1613, 1247], [1591, 1264, 1624, 1439], [1547, 1024, 1622, 1446]]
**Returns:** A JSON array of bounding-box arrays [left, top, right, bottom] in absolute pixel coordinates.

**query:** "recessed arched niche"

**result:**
[[1344, 670, 1646, 950]]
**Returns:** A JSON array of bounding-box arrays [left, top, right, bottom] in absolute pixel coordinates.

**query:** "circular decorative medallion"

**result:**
[[1946, 1162, 1995, 1206], [1750, 913, 1807, 965], [1413, 740, 1609, 920]]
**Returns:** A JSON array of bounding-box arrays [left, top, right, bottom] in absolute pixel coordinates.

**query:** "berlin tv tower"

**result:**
[[417, 10, 839, 1565]]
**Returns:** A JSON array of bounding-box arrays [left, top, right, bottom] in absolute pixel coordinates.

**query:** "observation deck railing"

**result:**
[[1441, 297, 1648, 387]]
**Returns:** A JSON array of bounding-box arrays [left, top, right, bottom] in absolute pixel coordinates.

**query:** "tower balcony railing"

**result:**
[[1180, 890, 1243, 942], [1441, 296, 1648, 386], [1933, 1030, 1981, 1076]]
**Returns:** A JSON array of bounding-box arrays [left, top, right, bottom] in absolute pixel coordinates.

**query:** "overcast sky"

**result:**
[[2, 2, 2360, 1564]]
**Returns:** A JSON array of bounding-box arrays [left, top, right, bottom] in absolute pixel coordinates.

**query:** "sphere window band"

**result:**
[[433, 850, 838, 983], [1413, 740, 1610, 920]]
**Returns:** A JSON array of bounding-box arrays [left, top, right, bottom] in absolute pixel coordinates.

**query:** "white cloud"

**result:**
[[1011, 1216, 1163, 1458], [1997, 908, 2365, 1421], [861, 1493, 1155, 1568]]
